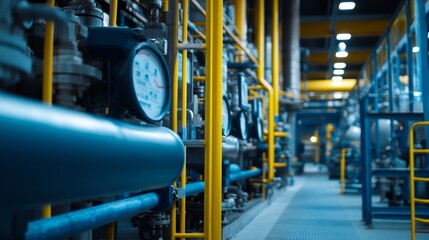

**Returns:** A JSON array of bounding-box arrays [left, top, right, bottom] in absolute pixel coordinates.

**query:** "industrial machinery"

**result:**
[[0, 0, 296, 239]]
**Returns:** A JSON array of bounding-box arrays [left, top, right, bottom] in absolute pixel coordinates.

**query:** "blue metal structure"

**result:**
[[356, 0, 429, 225]]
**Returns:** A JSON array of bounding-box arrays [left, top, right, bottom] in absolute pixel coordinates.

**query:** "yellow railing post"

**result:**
[[233, 0, 246, 62], [109, 0, 118, 27], [211, 0, 223, 239], [204, 0, 213, 238], [256, 0, 275, 182], [272, 0, 279, 117], [340, 148, 347, 195], [41, 0, 56, 219]]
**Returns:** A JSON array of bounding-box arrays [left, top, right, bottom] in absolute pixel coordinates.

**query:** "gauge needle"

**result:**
[[153, 79, 165, 89]]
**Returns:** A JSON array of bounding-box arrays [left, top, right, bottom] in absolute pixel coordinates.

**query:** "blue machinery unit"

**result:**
[[355, 0, 429, 225], [0, 0, 295, 239]]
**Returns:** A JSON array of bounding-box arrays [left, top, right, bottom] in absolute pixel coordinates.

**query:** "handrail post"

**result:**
[[340, 148, 347, 195]]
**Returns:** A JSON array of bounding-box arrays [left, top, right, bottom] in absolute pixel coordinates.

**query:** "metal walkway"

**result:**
[[232, 167, 427, 240]]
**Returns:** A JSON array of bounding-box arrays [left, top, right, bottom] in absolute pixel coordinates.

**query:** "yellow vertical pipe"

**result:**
[[340, 148, 347, 195], [107, 223, 115, 240], [410, 126, 415, 240], [179, 0, 189, 239], [256, 0, 274, 182], [41, 0, 55, 219], [211, 0, 223, 239], [170, 0, 180, 238], [109, 0, 118, 26], [272, 0, 279, 117], [233, 0, 246, 62], [204, 0, 213, 238], [163, 0, 169, 12]]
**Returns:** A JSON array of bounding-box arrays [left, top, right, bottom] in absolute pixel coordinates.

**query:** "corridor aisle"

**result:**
[[232, 167, 425, 240]]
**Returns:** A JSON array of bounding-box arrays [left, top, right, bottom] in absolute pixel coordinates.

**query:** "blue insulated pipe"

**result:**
[[185, 182, 205, 196], [25, 193, 160, 240], [230, 169, 262, 182], [0, 93, 184, 209]]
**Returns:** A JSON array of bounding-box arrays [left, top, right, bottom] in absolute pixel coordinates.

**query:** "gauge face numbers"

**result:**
[[132, 48, 167, 121], [222, 97, 232, 135], [238, 74, 249, 110]]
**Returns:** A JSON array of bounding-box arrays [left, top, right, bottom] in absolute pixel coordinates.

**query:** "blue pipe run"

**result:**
[[0, 93, 184, 208], [230, 169, 262, 182], [229, 163, 241, 173], [25, 193, 160, 240], [185, 182, 205, 196]]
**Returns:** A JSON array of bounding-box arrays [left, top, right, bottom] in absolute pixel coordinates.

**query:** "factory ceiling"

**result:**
[[300, 0, 402, 83]]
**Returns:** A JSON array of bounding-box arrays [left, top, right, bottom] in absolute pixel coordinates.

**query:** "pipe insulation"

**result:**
[[230, 169, 262, 182], [0, 93, 185, 209], [25, 193, 160, 240]]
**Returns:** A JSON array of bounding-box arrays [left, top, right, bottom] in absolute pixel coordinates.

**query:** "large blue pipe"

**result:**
[[230, 169, 262, 182], [0, 93, 184, 209], [185, 182, 205, 196], [25, 192, 160, 240]]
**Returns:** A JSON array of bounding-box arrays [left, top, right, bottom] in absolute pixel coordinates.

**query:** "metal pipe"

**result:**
[[272, 0, 279, 117], [109, 0, 118, 26], [233, 0, 246, 62], [340, 148, 347, 195], [230, 169, 262, 182], [0, 93, 184, 208], [256, 0, 275, 182], [26, 193, 160, 240], [211, 1, 223, 239], [185, 182, 205, 196]]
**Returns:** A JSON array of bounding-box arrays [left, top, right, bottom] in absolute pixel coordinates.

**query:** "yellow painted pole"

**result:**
[[107, 223, 115, 240], [170, 0, 180, 238], [203, 0, 213, 238], [163, 0, 169, 12], [340, 148, 347, 195], [109, 0, 118, 26], [179, 0, 189, 239], [256, 0, 274, 182], [410, 124, 415, 240], [272, 0, 279, 117], [41, 0, 55, 218], [211, 0, 223, 238]]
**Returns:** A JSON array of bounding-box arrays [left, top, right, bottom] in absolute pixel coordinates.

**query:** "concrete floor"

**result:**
[[232, 164, 429, 240]]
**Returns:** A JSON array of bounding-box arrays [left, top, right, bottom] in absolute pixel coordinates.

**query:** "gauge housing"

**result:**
[[222, 96, 232, 136], [232, 110, 248, 140], [120, 42, 172, 123], [238, 73, 249, 110]]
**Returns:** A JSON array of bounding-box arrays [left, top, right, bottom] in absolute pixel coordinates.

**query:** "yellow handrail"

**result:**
[[256, 0, 274, 182], [340, 148, 348, 195], [409, 122, 429, 240]]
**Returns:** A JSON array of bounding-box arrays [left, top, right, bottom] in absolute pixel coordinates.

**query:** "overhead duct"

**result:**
[[281, 0, 300, 100]]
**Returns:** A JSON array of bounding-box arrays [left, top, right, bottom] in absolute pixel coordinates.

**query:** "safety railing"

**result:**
[[409, 122, 429, 240], [340, 148, 348, 195]]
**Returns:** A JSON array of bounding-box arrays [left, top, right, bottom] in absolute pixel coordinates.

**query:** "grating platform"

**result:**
[[232, 166, 429, 240]]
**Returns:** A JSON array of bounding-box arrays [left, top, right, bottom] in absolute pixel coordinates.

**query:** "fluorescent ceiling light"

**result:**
[[412, 46, 420, 53], [332, 76, 343, 81], [334, 69, 345, 75], [334, 62, 346, 69], [333, 93, 343, 99], [336, 33, 351, 40], [339, 2, 356, 10], [338, 42, 347, 50], [335, 51, 348, 58]]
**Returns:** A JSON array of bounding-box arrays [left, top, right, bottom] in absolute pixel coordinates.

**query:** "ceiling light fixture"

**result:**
[[338, 42, 347, 50], [310, 136, 317, 143], [333, 93, 343, 99], [412, 46, 420, 53], [336, 33, 351, 40], [334, 69, 345, 75], [332, 76, 343, 82], [335, 51, 348, 58], [334, 62, 347, 69], [339, 2, 356, 10]]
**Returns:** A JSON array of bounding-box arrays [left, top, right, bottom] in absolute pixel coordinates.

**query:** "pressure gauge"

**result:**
[[232, 110, 248, 140], [222, 96, 232, 136], [250, 117, 264, 141], [123, 42, 171, 123], [238, 73, 249, 110], [251, 99, 262, 119]]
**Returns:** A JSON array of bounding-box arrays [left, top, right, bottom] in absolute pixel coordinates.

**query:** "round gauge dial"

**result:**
[[255, 117, 263, 141], [126, 43, 171, 123], [233, 111, 248, 140], [222, 96, 232, 135]]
